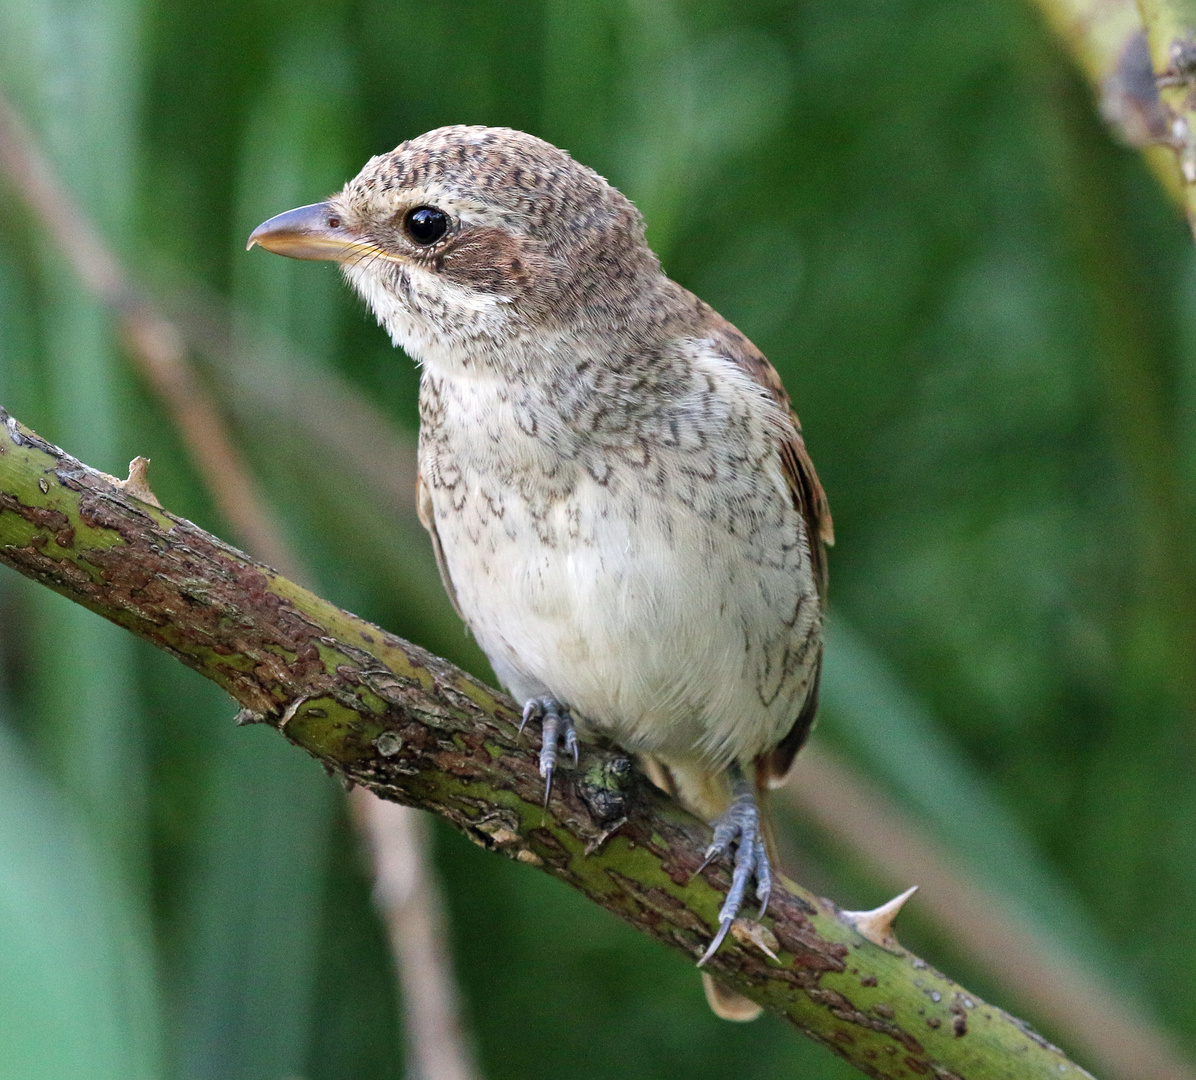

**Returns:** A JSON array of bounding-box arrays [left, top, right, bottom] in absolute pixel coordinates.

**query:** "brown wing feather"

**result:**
[[417, 468, 466, 621], [760, 651, 822, 786], [704, 318, 832, 787]]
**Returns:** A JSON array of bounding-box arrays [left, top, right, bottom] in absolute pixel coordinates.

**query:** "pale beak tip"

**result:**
[[244, 202, 351, 261], [245, 219, 274, 251]]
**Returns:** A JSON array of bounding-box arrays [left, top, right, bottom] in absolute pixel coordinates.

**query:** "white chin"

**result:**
[[341, 260, 432, 360], [341, 260, 516, 372]]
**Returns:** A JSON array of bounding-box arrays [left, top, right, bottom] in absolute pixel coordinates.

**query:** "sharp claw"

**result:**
[[697, 918, 734, 967], [688, 854, 712, 886]]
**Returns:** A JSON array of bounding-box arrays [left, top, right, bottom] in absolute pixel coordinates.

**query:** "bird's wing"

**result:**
[[705, 318, 833, 787], [417, 468, 466, 621], [706, 318, 834, 564]]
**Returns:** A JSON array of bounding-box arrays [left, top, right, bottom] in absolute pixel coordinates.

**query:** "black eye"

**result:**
[[403, 206, 449, 245]]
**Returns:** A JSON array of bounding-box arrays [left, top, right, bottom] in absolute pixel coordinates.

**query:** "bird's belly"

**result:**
[[430, 475, 818, 767]]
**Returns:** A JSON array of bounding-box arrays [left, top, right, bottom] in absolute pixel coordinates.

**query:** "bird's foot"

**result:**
[[520, 695, 578, 806], [696, 774, 771, 967]]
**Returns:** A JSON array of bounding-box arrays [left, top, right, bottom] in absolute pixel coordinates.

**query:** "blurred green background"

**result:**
[[1, 0, 1194, 1077]]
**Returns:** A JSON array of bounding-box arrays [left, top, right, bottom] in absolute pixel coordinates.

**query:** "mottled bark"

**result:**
[[0, 407, 1094, 1080]]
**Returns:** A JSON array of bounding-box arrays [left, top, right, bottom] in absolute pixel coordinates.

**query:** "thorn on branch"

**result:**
[[99, 456, 163, 508], [729, 917, 780, 961], [841, 885, 919, 948]]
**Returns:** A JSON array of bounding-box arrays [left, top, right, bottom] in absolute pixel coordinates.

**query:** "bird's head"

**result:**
[[248, 125, 662, 373]]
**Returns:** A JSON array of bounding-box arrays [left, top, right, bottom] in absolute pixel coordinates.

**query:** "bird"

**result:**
[[248, 125, 832, 1021]]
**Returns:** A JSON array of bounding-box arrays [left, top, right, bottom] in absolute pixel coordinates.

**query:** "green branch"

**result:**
[[1138, 0, 1196, 235], [0, 406, 1096, 1080]]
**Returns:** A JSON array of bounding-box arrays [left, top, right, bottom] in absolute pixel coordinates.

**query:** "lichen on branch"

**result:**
[[0, 407, 1094, 1080]]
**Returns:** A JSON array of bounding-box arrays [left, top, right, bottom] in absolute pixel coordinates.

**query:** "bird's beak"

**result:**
[[246, 202, 368, 261]]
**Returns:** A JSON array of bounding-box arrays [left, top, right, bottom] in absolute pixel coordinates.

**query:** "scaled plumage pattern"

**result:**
[[249, 126, 832, 1019]]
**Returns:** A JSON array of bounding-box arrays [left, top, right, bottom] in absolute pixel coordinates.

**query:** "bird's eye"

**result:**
[[403, 206, 450, 246], [327, 215, 341, 229]]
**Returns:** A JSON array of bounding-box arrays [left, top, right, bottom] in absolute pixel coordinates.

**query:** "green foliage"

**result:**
[[0, 0, 1193, 1077]]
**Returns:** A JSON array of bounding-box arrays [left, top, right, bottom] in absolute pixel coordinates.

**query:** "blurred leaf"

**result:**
[[821, 616, 1122, 973], [0, 703, 160, 1080], [613, 4, 795, 258], [1, 0, 151, 868], [173, 23, 350, 1080], [0, 4, 164, 1076]]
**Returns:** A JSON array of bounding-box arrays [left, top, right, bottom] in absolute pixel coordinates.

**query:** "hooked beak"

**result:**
[[246, 202, 375, 261]]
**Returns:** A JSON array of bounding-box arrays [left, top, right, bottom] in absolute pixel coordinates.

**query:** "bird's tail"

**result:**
[[638, 755, 774, 1022]]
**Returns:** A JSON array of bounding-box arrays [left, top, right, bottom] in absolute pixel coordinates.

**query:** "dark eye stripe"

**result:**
[[404, 206, 449, 245]]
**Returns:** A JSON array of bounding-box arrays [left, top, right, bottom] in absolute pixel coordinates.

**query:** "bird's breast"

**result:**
[[416, 363, 821, 766]]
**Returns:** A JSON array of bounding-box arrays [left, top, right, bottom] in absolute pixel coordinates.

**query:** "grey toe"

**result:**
[[520, 696, 577, 805], [696, 773, 772, 966]]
